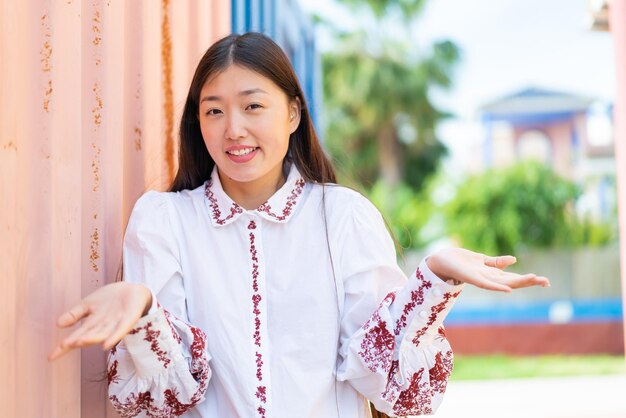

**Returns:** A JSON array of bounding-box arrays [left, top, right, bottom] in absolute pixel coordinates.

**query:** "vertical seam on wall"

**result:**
[[162, 0, 174, 183]]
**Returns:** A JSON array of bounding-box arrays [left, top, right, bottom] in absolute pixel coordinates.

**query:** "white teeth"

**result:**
[[228, 147, 256, 156]]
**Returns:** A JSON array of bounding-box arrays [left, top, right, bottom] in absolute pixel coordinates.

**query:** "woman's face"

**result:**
[[198, 64, 300, 191]]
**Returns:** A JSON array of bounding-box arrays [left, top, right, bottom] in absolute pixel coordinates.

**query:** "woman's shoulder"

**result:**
[[132, 184, 206, 215], [307, 182, 382, 219]]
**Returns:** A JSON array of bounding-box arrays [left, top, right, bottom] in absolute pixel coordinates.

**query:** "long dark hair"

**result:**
[[169, 32, 336, 192]]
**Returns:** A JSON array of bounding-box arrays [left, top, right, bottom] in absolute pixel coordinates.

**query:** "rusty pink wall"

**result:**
[[0, 1, 230, 417], [610, 0, 626, 357]]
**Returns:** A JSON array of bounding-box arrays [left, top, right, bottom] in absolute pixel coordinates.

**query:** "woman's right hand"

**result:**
[[48, 282, 152, 361]]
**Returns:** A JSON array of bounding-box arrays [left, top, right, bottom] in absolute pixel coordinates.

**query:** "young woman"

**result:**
[[49, 32, 549, 418]]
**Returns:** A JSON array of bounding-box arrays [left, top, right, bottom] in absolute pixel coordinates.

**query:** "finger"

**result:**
[[509, 275, 550, 289], [48, 344, 72, 361], [99, 318, 123, 350], [484, 255, 517, 269], [468, 275, 513, 293], [57, 302, 89, 328], [61, 312, 109, 347]]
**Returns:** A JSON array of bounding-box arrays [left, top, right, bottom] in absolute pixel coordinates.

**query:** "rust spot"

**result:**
[[93, 213, 98, 220], [90, 227, 99, 272], [43, 80, 53, 112], [92, 143, 101, 192], [134, 126, 142, 151], [3, 141, 17, 151], [40, 15, 52, 72], [162, 0, 175, 182], [92, 82, 103, 128], [40, 15, 52, 112], [92, 9, 101, 46]]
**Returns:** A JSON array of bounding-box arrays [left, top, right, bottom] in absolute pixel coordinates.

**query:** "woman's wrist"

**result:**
[[133, 284, 153, 317], [426, 252, 462, 285]]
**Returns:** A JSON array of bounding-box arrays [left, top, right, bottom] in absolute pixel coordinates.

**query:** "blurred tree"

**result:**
[[319, 0, 459, 191], [368, 179, 434, 249], [336, 0, 426, 20], [443, 161, 614, 255]]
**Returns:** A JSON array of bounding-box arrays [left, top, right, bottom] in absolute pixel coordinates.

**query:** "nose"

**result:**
[[224, 111, 247, 140]]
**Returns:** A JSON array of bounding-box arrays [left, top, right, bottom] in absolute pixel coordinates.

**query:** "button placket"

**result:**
[[246, 216, 271, 417]]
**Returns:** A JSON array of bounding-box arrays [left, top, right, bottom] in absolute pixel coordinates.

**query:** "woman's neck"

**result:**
[[218, 167, 287, 210]]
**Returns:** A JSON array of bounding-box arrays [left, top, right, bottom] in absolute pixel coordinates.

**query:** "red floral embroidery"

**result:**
[[256, 385, 267, 403], [412, 290, 461, 347], [381, 359, 401, 403], [257, 406, 266, 418], [429, 350, 453, 394], [189, 326, 209, 384], [108, 309, 210, 418], [358, 291, 396, 373], [394, 268, 432, 335], [257, 178, 305, 221], [205, 179, 243, 225], [107, 359, 119, 385], [164, 309, 182, 344], [361, 291, 396, 331], [163, 388, 190, 416], [256, 352, 264, 380], [128, 321, 171, 368], [392, 368, 434, 416], [248, 220, 267, 416], [109, 391, 156, 418], [359, 315, 395, 373]]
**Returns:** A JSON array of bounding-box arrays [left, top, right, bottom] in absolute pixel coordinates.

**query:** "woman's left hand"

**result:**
[[426, 248, 550, 293]]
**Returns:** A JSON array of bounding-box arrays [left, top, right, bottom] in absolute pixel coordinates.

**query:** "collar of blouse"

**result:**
[[204, 164, 307, 227]]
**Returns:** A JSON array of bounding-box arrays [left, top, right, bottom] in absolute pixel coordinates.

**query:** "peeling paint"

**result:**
[[90, 227, 99, 272], [3, 141, 17, 151], [41, 14, 52, 113], [162, 0, 175, 181], [134, 126, 142, 151], [43, 80, 53, 112], [92, 143, 101, 192], [92, 82, 102, 128], [92, 9, 101, 46]]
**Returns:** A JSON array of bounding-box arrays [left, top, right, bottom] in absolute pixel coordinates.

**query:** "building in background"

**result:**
[[439, 85, 622, 355], [480, 87, 615, 221]]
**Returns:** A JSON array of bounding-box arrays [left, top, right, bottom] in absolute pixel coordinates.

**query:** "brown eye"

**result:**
[[205, 108, 223, 116]]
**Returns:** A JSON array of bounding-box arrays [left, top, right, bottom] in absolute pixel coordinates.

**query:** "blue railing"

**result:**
[[445, 297, 624, 326]]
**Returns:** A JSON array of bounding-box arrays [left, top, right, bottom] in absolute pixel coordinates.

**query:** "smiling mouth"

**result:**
[[226, 147, 258, 156]]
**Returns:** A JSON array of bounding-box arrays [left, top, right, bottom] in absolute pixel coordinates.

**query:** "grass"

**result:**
[[451, 355, 626, 380]]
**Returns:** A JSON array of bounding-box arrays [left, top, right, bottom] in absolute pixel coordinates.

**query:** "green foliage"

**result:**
[[318, 1, 460, 192], [444, 161, 573, 254], [443, 161, 615, 255], [367, 181, 434, 249], [336, 0, 427, 19]]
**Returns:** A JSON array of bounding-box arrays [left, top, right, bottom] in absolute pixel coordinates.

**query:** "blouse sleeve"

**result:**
[[107, 191, 211, 418], [335, 196, 463, 416]]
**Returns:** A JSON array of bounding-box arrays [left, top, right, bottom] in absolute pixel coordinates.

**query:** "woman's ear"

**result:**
[[288, 97, 302, 133]]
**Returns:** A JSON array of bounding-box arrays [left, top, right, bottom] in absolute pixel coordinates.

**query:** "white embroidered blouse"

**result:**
[[107, 165, 463, 418]]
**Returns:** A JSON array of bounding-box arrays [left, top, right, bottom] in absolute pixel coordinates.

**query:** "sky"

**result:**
[[298, 0, 616, 172]]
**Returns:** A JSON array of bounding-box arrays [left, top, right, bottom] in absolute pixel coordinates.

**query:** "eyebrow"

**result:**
[[200, 88, 269, 103]]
